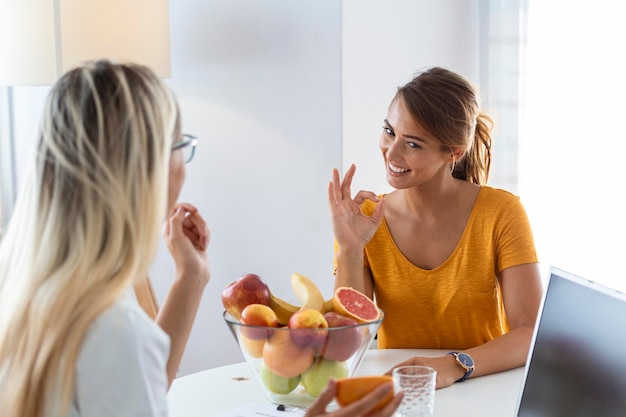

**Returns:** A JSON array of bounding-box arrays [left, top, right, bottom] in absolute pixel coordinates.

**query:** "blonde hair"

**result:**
[[395, 67, 493, 185], [0, 60, 179, 417]]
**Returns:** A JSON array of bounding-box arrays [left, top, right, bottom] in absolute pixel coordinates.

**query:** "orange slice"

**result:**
[[332, 287, 380, 323], [335, 375, 394, 410]]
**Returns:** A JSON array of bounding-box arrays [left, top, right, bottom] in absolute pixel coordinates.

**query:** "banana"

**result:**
[[290, 272, 325, 312], [269, 293, 300, 325], [322, 297, 334, 313]]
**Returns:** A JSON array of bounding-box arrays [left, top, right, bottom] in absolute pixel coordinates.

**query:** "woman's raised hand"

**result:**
[[163, 202, 210, 285], [328, 164, 385, 250]]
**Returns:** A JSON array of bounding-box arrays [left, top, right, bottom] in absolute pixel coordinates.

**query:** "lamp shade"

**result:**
[[0, 0, 170, 86]]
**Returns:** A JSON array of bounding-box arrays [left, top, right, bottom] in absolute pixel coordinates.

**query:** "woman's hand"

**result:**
[[328, 164, 385, 250], [305, 379, 403, 417], [385, 355, 461, 389], [163, 202, 210, 286], [159, 202, 211, 385]]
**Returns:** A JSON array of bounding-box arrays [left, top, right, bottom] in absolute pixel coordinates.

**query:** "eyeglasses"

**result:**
[[171, 134, 198, 164]]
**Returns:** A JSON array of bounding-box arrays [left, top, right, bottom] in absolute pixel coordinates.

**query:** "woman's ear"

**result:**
[[448, 148, 466, 162], [447, 148, 465, 164]]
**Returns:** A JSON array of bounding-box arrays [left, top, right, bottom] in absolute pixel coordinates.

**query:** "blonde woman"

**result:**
[[0, 60, 402, 417], [0, 60, 210, 417]]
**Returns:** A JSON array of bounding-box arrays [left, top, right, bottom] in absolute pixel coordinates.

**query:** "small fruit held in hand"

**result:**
[[301, 357, 348, 397], [336, 375, 394, 411], [222, 273, 272, 320], [333, 287, 380, 323], [259, 361, 300, 394], [288, 308, 329, 347], [317, 312, 362, 361], [240, 303, 279, 340]]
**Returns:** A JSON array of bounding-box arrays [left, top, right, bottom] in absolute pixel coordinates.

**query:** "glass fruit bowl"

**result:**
[[223, 309, 384, 408]]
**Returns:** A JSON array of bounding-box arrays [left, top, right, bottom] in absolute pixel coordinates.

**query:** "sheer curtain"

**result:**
[[0, 87, 15, 239], [480, 0, 528, 194], [520, 1, 626, 290]]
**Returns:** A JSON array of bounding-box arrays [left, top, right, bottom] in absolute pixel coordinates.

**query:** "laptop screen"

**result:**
[[516, 267, 626, 416]]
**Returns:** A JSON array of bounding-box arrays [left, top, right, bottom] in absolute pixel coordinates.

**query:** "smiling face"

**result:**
[[379, 97, 455, 190]]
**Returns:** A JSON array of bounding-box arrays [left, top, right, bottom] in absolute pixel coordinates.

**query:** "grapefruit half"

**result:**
[[336, 375, 394, 410], [332, 287, 380, 323]]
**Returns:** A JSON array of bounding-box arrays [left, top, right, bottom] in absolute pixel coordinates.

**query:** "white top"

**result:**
[[47, 290, 170, 417]]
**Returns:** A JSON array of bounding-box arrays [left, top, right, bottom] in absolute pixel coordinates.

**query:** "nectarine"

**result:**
[[240, 304, 279, 340], [288, 308, 329, 347]]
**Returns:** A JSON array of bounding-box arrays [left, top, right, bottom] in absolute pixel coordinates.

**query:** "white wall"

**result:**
[[7, 0, 481, 377], [159, 0, 481, 376], [151, 0, 343, 375], [342, 0, 481, 194]]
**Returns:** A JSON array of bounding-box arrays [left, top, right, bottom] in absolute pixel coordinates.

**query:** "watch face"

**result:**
[[458, 353, 474, 368]]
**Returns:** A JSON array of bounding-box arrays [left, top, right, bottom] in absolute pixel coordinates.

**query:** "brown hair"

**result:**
[[395, 67, 493, 185]]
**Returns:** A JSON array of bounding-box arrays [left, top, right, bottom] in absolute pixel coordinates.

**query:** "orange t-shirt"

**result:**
[[335, 186, 538, 350]]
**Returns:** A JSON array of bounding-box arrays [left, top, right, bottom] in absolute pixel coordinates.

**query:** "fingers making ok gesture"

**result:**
[[328, 163, 385, 250]]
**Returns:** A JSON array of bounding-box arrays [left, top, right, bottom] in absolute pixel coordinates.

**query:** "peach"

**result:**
[[240, 304, 279, 340], [222, 273, 272, 320], [288, 308, 329, 347], [263, 330, 315, 378]]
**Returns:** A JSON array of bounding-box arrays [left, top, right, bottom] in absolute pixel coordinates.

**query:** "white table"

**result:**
[[168, 349, 524, 417]]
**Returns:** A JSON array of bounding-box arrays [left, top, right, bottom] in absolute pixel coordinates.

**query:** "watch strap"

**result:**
[[447, 351, 474, 382]]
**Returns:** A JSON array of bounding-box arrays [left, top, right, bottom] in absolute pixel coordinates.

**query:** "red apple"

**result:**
[[318, 312, 363, 362], [288, 308, 329, 347], [222, 273, 272, 320], [240, 304, 279, 340]]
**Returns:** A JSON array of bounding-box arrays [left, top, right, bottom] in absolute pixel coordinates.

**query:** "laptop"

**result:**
[[515, 267, 626, 416]]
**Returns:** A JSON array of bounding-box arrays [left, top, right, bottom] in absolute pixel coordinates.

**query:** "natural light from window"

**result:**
[[520, 1, 626, 291]]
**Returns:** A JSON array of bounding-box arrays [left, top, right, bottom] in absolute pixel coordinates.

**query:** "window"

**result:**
[[520, 1, 626, 290]]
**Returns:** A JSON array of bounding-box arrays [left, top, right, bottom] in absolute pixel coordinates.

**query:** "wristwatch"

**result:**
[[447, 352, 474, 382]]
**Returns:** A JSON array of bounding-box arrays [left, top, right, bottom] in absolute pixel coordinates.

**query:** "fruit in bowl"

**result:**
[[318, 312, 363, 361], [222, 272, 384, 408], [288, 308, 329, 347], [222, 273, 272, 320]]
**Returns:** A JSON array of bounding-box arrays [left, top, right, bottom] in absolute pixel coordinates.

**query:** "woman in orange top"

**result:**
[[329, 67, 543, 389]]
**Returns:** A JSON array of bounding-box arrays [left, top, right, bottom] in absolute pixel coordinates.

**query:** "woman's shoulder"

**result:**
[[73, 291, 170, 416], [478, 185, 522, 206], [80, 291, 169, 362]]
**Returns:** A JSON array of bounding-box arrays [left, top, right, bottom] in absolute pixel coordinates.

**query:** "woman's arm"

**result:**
[[159, 203, 211, 386], [386, 263, 543, 388]]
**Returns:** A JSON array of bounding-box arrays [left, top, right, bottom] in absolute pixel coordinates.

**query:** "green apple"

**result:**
[[259, 361, 300, 394], [301, 357, 348, 397]]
